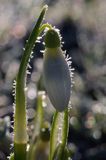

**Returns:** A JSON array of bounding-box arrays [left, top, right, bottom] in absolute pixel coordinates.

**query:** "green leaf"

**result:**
[[14, 5, 48, 160]]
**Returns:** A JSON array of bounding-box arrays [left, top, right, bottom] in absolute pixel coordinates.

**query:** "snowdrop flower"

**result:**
[[43, 28, 73, 112]]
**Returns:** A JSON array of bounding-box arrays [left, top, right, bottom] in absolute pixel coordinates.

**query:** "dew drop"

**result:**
[[27, 64, 31, 69], [36, 40, 40, 43], [37, 36, 42, 40], [26, 70, 31, 75], [40, 50, 45, 53], [24, 87, 28, 91], [30, 55, 34, 59]]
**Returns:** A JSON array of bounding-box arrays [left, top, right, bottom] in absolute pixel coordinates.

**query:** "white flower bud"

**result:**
[[43, 46, 71, 112]]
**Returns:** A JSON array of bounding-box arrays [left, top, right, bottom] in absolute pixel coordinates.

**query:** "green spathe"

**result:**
[[45, 29, 61, 48]]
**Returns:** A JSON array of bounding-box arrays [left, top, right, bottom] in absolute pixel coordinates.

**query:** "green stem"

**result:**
[[49, 109, 69, 160], [14, 143, 26, 160], [27, 91, 44, 160], [49, 111, 58, 160], [14, 5, 52, 160], [39, 23, 52, 33], [62, 109, 69, 147]]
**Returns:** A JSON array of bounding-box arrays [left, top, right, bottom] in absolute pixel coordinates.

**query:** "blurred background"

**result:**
[[0, 0, 106, 159]]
